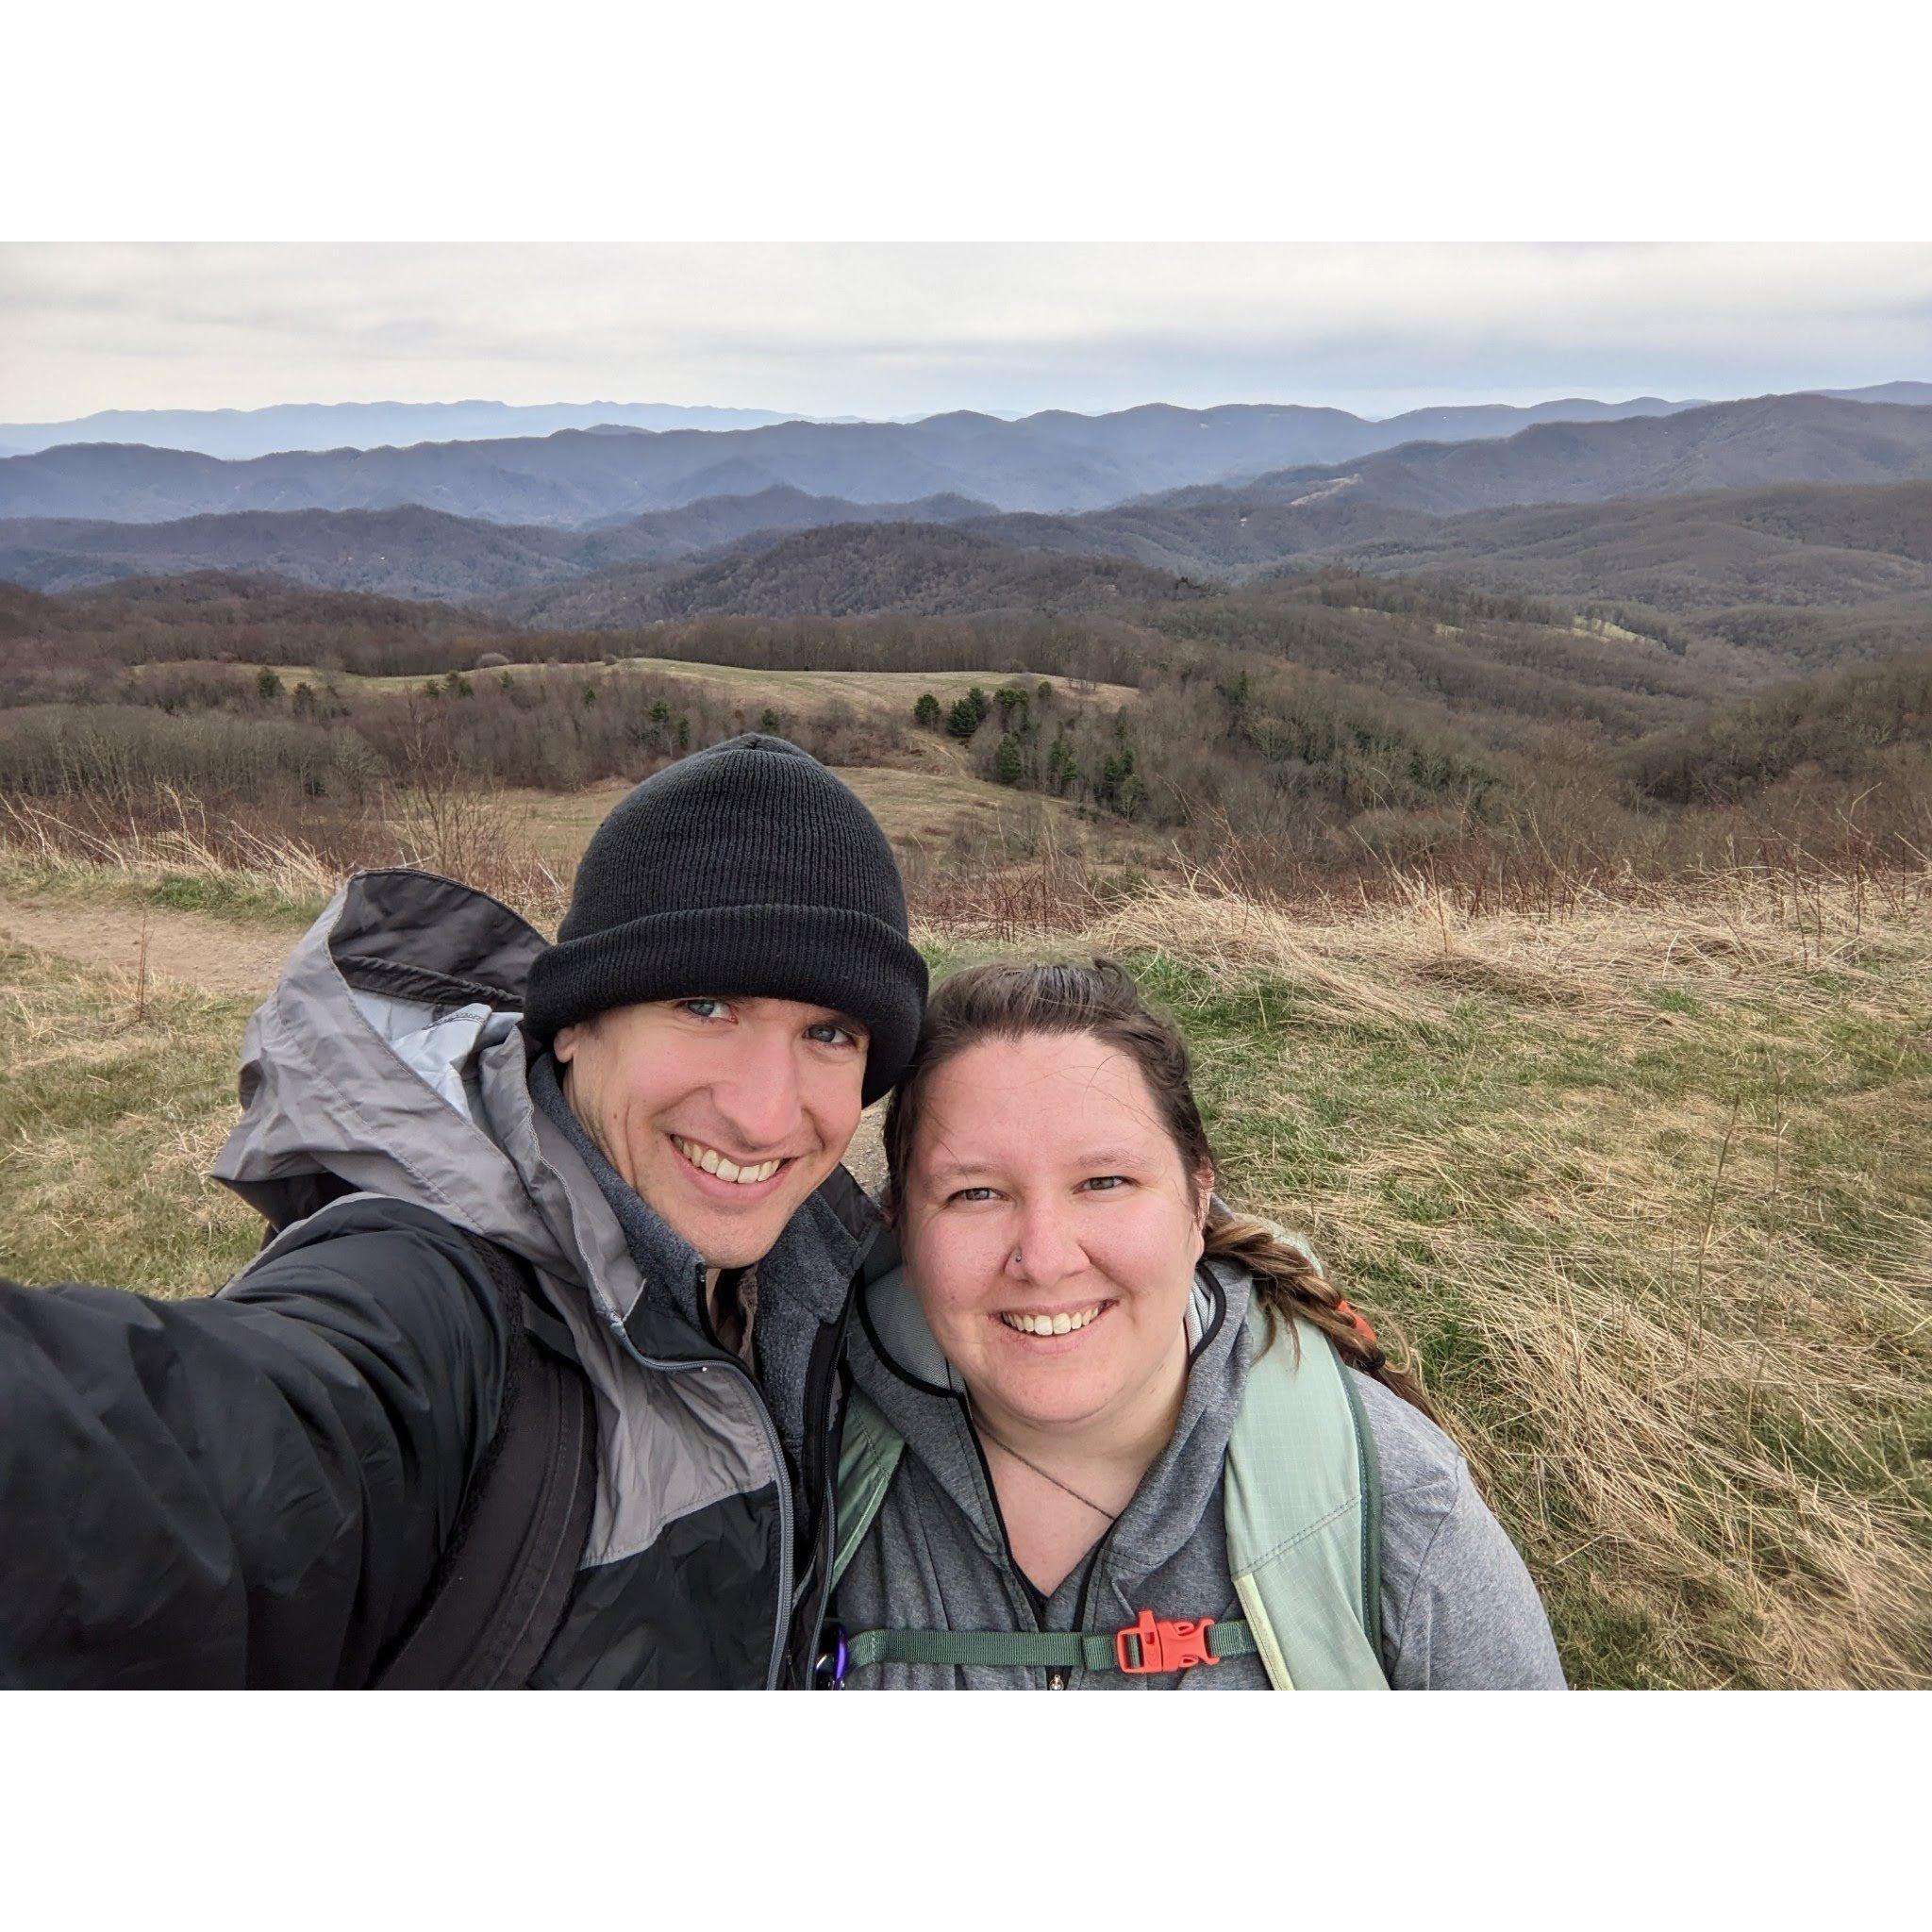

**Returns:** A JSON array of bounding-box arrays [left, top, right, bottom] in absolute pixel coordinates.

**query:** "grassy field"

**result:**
[[2, 857, 1927, 1687], [502, 765, 1128, 872]]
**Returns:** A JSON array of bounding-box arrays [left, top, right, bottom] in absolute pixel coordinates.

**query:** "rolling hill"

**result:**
[[0, 488, 995, 599], [0, 399, 802, 460], [1222, 394, 1932, 517], [488, 522, 1199, 625], [1261, 481, 1932, 608]]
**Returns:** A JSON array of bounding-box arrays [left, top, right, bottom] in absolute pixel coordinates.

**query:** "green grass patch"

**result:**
[[0, 942, 262, 1295], [0, 845, 326, 931]]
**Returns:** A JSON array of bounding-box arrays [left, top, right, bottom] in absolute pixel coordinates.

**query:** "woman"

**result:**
[[822, 958, 1564, 1689]]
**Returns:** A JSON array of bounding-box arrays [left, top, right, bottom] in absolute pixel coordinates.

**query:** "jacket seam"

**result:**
[[1391, 1455, 1467, 1655]]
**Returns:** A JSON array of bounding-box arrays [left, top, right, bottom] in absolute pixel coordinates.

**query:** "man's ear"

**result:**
[[553, 1022, 580, 1064]]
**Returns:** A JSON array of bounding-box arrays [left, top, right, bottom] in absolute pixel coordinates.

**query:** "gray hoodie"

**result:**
[[833, 1258, 1567, 1689]]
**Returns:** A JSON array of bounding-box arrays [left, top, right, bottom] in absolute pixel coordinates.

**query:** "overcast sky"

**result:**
[[4, 242, 1929, 425]]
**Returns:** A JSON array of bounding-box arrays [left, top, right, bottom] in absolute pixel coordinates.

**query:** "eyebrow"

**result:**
[[926, 1147, 1147, 1180]]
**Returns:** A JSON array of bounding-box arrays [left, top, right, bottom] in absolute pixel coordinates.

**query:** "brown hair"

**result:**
[[882, 958, 1437, 1420]]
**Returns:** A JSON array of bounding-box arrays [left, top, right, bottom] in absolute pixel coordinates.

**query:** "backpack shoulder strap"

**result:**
[[828, 1388, 906, 1597], [1223, 1307, 1388, 1690], [375, 1238, 596, 1690]]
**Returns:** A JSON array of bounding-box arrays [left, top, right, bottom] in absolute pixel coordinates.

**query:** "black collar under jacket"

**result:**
[[848, 1257, 1256, 1584]]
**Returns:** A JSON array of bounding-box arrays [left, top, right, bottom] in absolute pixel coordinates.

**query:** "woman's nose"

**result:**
[[1008, 1202, 1082, 1286]]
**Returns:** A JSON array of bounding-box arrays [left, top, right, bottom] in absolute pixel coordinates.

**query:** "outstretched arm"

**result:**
[[0, 1218, 512, 1688]]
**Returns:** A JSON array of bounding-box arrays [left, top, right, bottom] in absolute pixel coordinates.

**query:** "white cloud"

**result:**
[[3, 242, 1928, 423]]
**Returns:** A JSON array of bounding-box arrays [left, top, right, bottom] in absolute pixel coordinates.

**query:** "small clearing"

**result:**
[[504, 764, 1140, 870]]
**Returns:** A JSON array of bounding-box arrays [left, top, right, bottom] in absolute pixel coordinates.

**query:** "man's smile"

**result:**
[[671, 1134, 788, 1186]]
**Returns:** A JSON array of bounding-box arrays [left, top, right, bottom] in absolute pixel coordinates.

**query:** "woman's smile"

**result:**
[[996, 1300, 1115, 1339]]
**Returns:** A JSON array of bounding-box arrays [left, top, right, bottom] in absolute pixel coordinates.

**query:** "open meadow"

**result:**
[[2, 803, 1926, 1689]]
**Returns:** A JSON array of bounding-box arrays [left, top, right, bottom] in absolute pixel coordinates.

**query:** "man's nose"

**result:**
[[709, 1026, 807, 1152]]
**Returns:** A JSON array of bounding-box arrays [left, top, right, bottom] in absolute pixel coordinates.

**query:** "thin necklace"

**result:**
[[970, 1407, 1122, 1524]]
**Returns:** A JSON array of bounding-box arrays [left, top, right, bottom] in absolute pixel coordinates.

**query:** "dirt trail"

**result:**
[[0, 885, 893, 1191], [0, 891, 295, 998]]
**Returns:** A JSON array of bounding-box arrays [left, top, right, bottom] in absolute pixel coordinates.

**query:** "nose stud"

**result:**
[[1010, 1246, 1024, 1269]]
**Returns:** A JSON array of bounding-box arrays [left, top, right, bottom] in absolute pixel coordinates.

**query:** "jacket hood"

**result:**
[[211, 868, 573, 1258], [847, 1254, 1257, 1581], [210, 868, 880, 1351]]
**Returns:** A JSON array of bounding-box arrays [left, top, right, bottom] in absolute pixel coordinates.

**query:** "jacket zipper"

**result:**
[[796, 1300, 858, 1683], [957, 1394, 1058, 1687]]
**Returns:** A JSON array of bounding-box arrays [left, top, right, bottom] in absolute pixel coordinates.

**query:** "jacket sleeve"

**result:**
[[1382, 1456, 1569, 1690], [1357, 1372, 1568, 1690], [0, 1220, 514, 1689]]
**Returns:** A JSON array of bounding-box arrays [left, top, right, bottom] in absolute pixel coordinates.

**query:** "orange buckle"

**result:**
[[1115, 1608, 1220, 1674]]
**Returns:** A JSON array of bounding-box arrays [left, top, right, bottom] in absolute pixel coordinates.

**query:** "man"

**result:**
[[0, 734, 927, 1688]]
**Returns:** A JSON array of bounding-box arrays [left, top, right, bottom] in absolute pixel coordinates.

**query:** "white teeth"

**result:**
[[675, 1139, 782, 1186], [1000, 1306, 1103, 1337]]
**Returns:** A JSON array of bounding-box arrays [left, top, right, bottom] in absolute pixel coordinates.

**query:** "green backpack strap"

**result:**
[[1223, 1307, 1388, 1690], [830, 1387, 906, 1596], [829, 1307, 1388, 1690]]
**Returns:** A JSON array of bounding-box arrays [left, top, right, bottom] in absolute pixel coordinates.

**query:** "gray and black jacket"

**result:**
[[832, 1260, 1567, 1688], [0, 870, 882, 1689]]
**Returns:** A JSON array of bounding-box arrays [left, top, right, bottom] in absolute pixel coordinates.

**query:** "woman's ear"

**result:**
[[1194, 1165, 1216, 1235]]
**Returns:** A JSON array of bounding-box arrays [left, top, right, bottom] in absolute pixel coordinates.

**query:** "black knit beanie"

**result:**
[[524, 735, 927, 1105]]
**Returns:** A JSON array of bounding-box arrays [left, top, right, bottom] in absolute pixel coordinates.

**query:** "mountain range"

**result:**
[[6, 390, 1929, 609], [488, 522, 1198, 625], [5, 388, 1926, 536], [0, 394, 1741, 525], [0, 399, 802, 460], [1, 384, 1929, 647]]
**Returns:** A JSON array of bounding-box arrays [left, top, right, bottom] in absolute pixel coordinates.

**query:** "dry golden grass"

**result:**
[[0, 784, 571, 930], [6, 783, 1925, 1685], [501, 764, 1123, 878], [923, 866, 1932, 1686], [609, 658, 1139, 716], [0, 790, 339, 916]]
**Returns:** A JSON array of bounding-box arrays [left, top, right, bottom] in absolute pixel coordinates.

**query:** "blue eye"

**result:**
[[1081, 1176, 1129, 1192], [949, 1187, 1000, 1205], [678, 998, 731, 1022], [808, 1021, 862, 1049]]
